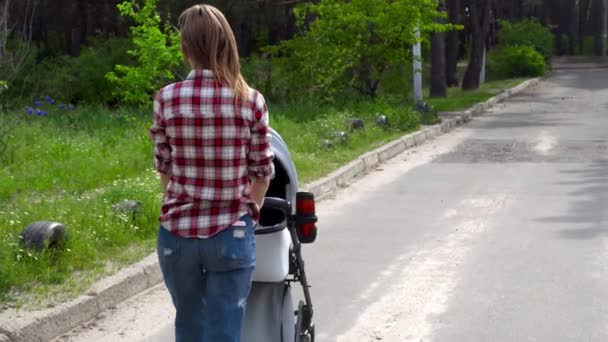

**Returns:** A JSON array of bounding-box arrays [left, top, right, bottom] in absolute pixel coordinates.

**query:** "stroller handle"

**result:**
[[262, 197, 291, 216], [255, 197, 291, 235]]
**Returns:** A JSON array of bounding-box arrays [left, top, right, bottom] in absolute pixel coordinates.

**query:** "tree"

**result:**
[[462, 0, 492, 91], [445, 0, 461, 86], [0, 0, 36, 82], [579, 0, 591, 54], [591, 0, 607, 56], [431, 0, 447, 98], [273, 0, 446, 100], [106, 0, 182, 107]]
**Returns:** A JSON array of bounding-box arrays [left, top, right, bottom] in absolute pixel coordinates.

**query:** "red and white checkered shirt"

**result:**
[[149, 69, 275, 238]]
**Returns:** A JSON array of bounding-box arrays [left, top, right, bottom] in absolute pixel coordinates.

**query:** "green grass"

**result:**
[[0, 77, 526, 309], [427, 78, 527, 113], [0, 100, 419, 308], [270, 101, 419, 182], [0, 106, 152, 202]]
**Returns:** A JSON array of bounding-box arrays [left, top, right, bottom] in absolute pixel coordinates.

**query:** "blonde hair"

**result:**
[[179, 4, 249, 101]]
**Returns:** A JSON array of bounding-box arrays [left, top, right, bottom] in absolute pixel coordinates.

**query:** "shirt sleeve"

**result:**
[[149, 92, 172, 174], [248, 93, 275, 181]]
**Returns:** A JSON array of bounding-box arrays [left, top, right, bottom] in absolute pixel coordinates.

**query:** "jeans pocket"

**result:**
[[215, 218, 256, 270], [157, 226, 180, 266]]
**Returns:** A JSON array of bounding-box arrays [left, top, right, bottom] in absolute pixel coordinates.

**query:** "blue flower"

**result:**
[[59, 104, 66, 110], [41, 111, 49, 116], [25, 106, 34, 115], [36, 109, 42, 116], [67, 104, 75, 111], [45, 96, 55, 105], [34, 99, 42, 107]]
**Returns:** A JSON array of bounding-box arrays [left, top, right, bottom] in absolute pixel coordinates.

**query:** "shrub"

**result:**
[[489, 46, 547, 79], [40, 38, 132, 105], [583, 36, 595, 56], [498, 19, 554, 63], [3, 38, 132, 105], [240, 54, 292, 104], [106, 0, 183, 107]]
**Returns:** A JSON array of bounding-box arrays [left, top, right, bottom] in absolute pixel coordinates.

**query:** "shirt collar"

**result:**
[[187, 69, 215, 80]]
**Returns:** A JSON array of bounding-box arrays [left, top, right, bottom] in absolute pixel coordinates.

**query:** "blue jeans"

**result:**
[[157, 215, 256, 342]]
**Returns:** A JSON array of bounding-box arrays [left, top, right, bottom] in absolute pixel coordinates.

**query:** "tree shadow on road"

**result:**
[[537, 161, 608, 240]]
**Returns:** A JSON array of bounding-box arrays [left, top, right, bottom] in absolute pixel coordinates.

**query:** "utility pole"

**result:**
[[413, 26, 423, 104]]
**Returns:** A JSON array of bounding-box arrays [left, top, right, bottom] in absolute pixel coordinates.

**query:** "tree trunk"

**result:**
[[431, 0, 447, 98], [445, 0, 460, 87], [565, 0, 577, 55], [462, 0, 492, 91], [580, 0, 591, 54], [431, 32, 447, 97], [592, 0, 606, 56]]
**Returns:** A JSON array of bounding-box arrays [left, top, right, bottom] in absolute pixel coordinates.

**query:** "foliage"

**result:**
[[0, 81, 16, 164], [241, 54, 292, 104], [414, 102, 440, 125], [498, 19, 554, 63], [268, 0, 448, 102], [39, 38, 133, 105], [582, 36, 596, 56], [489, 46, 547, 79], [106, 0, 183, 107], [3, 38, 132, 105]]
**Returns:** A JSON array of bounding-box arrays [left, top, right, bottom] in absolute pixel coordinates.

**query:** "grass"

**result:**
[[0, 77, 527, 309], [0, 106, 152, 202], [427, 78, 527, 113]]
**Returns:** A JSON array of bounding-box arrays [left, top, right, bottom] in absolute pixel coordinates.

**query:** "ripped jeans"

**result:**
[[157, 215, 256, 342]]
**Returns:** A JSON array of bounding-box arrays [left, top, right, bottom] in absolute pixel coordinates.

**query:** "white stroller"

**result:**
[[242, 130, 317, 342]]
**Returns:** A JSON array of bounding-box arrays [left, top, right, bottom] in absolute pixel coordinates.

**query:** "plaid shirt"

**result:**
[[149, 70, 275, 238]]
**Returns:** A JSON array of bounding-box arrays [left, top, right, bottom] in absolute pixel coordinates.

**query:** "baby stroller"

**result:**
[[242, 130, 317, 342]]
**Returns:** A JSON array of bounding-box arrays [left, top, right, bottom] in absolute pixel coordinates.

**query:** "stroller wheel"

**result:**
[[295, 301, 305, 342], [295, 301, 314, 342]]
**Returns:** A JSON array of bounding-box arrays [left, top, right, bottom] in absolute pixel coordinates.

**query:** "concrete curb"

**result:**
[[0, 77, 540, 342], [305, 78, 540, 198], [0, 254, 161, 342]]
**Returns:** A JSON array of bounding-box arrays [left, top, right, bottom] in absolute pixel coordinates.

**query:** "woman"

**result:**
[[149, 4, 275, 342]]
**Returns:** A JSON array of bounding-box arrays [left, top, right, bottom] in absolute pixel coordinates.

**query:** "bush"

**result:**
[[498, 19, 554, 63], [583, 36, 595, 56], [4, 37, 133, 105], [489, 46, 547, 79], [41, 38, 132, 105], [241, 54, 292, 104]]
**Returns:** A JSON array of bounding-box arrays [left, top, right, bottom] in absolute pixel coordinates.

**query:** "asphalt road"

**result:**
[[54, 65, 608, 342]]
